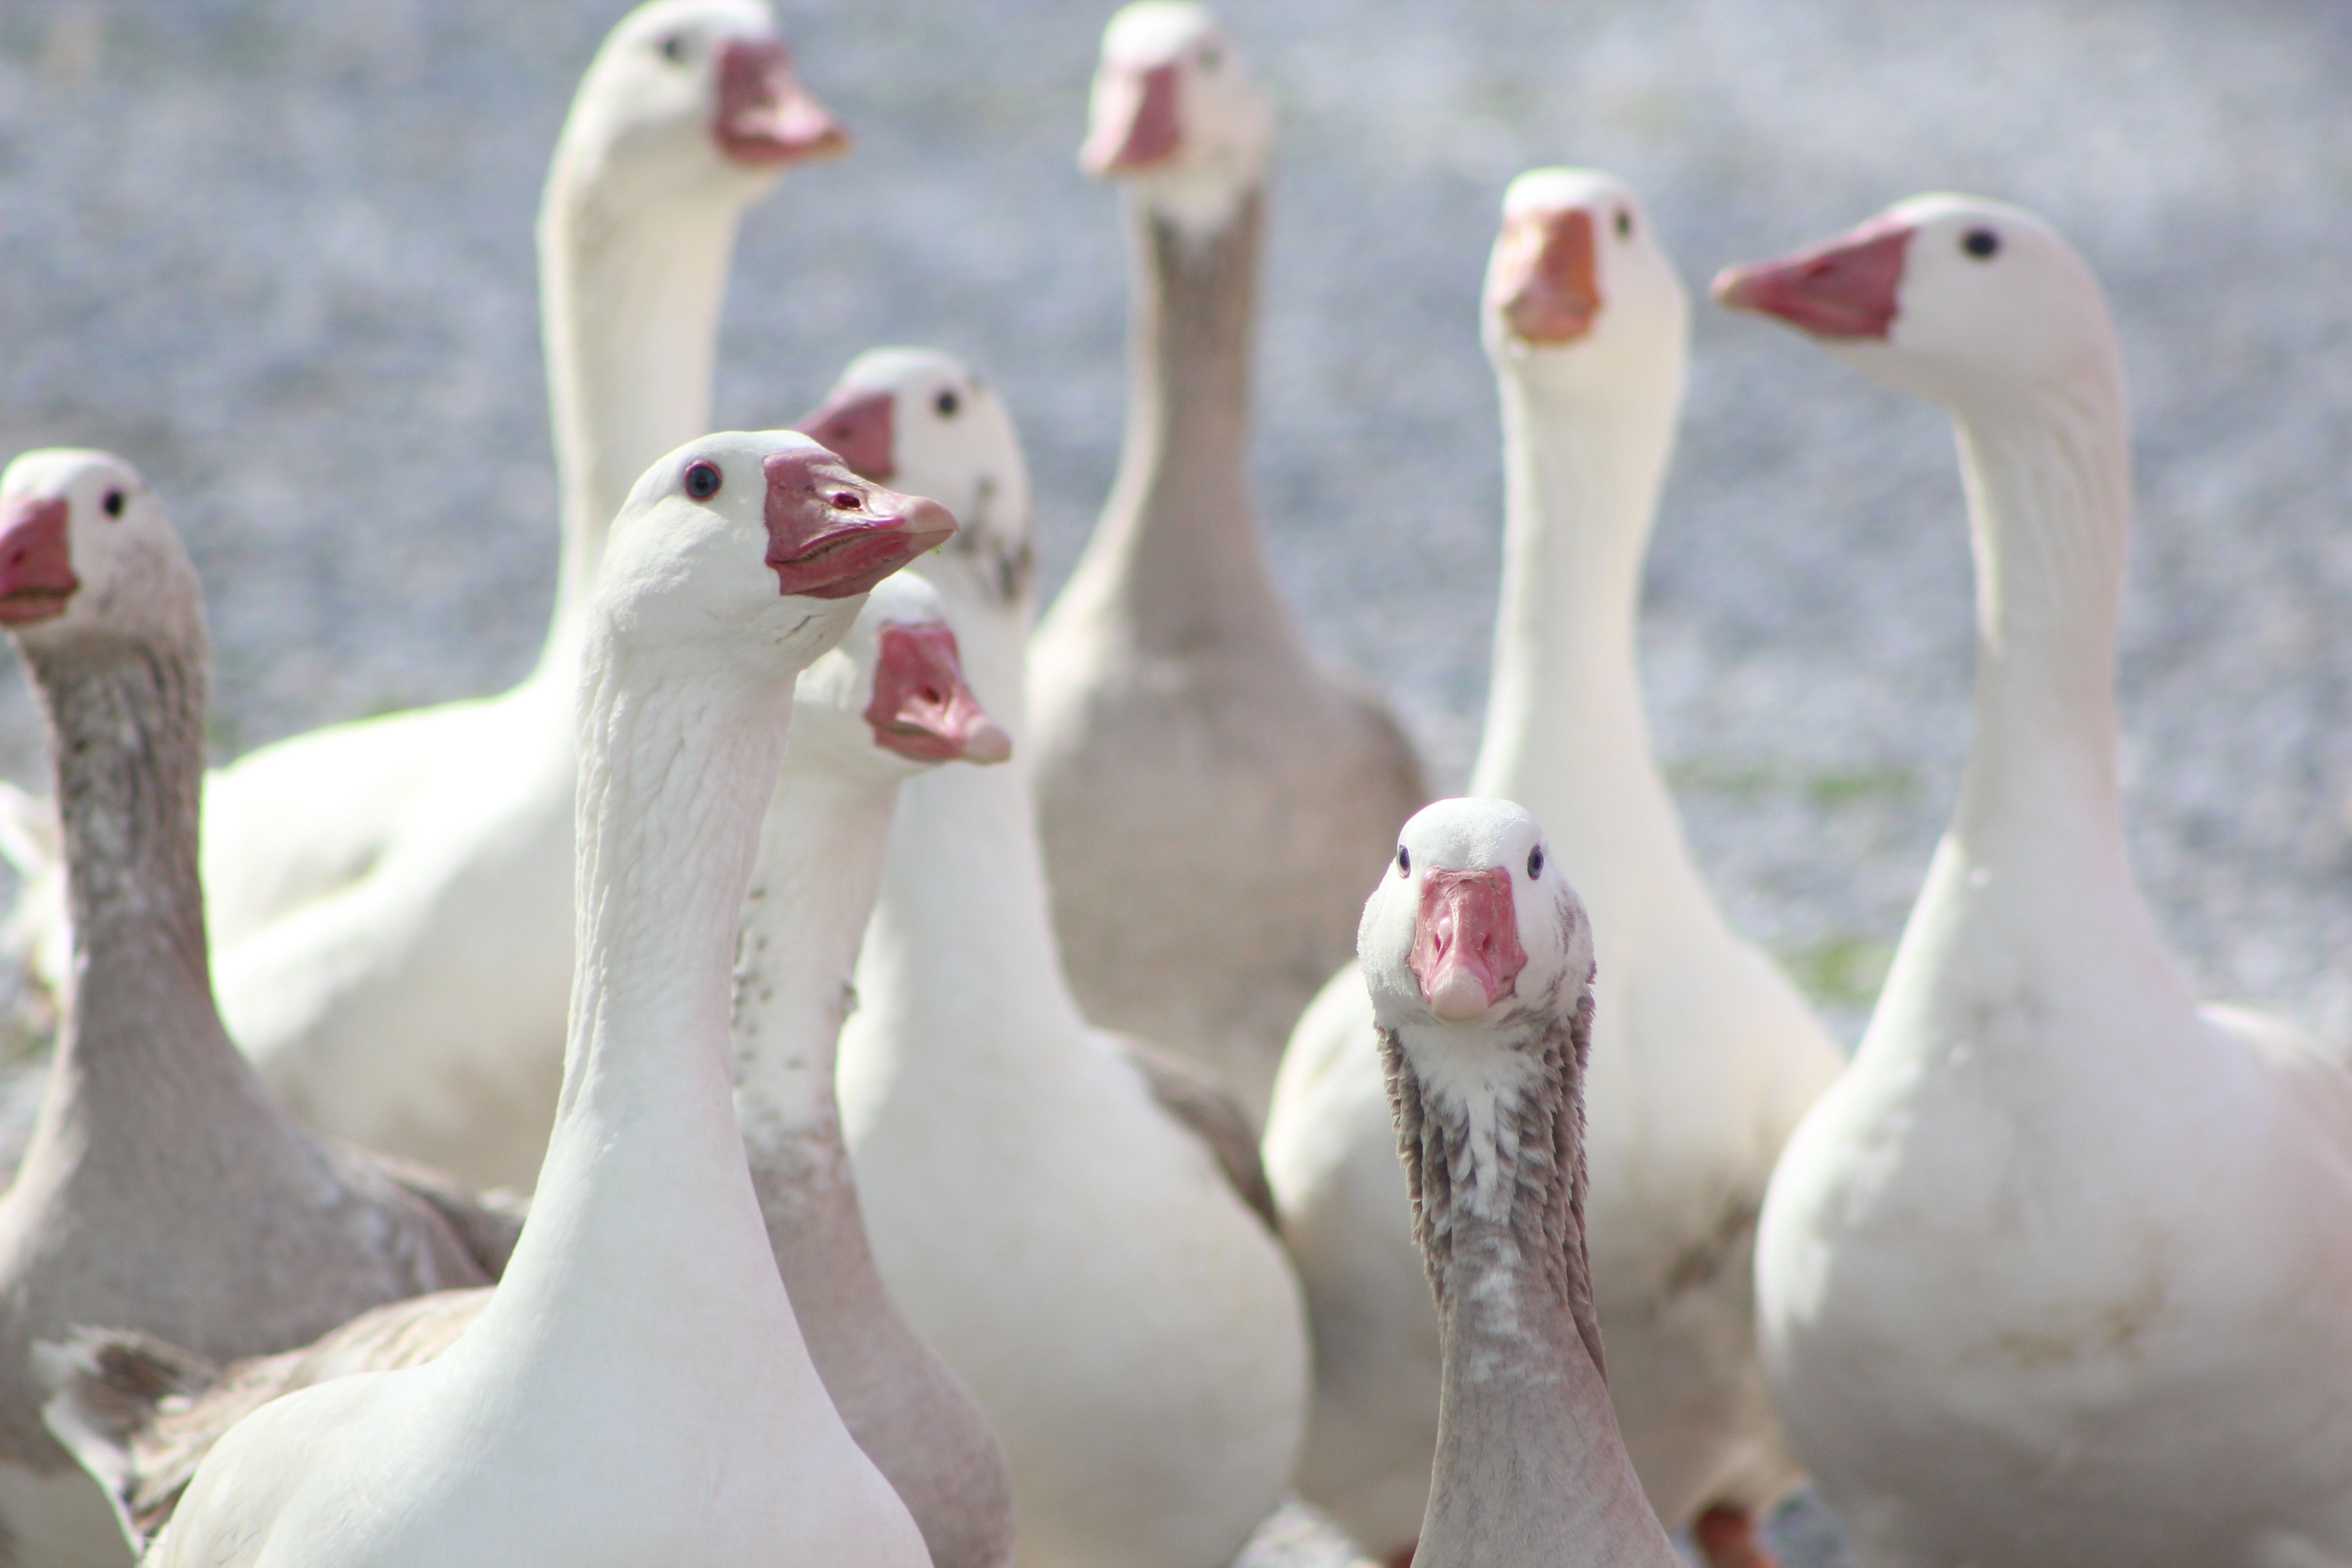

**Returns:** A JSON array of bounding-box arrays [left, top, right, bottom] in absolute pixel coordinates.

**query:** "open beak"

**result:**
[[713, 38, 849, 167], [1079, 62, 1180, 176], [796, 389, 895, 483], [763, 451, 956, 601], [1490, 206, 1601, 345], [866, 622, 1012, 765], [1407, 867, 1527, 1023], [1711, 216, 1912, 340], [0, 496, 77, 626]]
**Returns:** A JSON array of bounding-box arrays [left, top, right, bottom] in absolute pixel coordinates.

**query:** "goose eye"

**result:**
[[683, 461, 722, 500], [657, 33, 687, 64], [935, 388, 961, 418], [1615, 209, 1632, 240], [1527, 845, 1544, 879], [830, 490, 862, 510], [102, 489, 125, 519], [1962, 228, 1999, 260], [1395, 845, 1410, 876]]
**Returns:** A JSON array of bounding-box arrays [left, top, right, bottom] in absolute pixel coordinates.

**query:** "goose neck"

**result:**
[[538, 167, 744, 657]]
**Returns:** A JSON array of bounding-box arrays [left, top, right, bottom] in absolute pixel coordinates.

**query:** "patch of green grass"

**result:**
[[1779, 934, 1896, 1014]]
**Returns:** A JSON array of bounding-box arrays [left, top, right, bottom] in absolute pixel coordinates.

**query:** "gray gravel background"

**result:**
[[2, 2, 2348, 1563]]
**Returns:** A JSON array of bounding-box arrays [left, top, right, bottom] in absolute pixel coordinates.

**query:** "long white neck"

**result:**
[[538, 160, 747, 662], [1468, 353, 1714, 938]]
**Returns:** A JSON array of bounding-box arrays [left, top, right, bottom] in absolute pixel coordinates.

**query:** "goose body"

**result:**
[[0, 451, 515, 1568], [1264, 170, 1840, 1566], [1029, 2, 1426, 1122], [1718, 196, 2352, 1568], [151, 0, 844, 1192], [803, 347, 1312, 1568]]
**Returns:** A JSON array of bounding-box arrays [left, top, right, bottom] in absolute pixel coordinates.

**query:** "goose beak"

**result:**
[[762, 451, 956, 601], [1712, 216, 1912, 340], [713, 39, 849, 167], [0, 496, 77, 626], [1408, 867, 1527, 1024], [867, 622, 1013, 766], [796, 391, 895, 483], [1491, 207, 1601, 345], [1080, 62, 1181, 176]]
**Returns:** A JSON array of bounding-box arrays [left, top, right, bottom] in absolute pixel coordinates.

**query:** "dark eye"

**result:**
[[102, 489, 125, 519], [1527, 845, 1544, 879], [830, 490, 862, 510], [1395, 844, 1410, 876], [1962, 228, 1999, 260], [657, 33, 687, 64], [1199, 43, 1223, 71], [935, 388, 961, 418], [684, 461, 722, 500], [1615, 209, 1632, 239]]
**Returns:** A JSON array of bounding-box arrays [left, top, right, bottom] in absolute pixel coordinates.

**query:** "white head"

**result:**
[[558, 0, 847, 206], [1080, 0, 1272, 237], [1484, 168, 1689, 399], [1358, 798, 1592, 1034], [0, 449, 201, 656], [593, 430, 956, 680], [789, 573, 1011, 781], [1712, 193, 2118, 414]]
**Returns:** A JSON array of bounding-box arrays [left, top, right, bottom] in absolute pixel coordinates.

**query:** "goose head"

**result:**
[[792, 573, 1012, 778], [1484, 168, 1689, 397], [1359, 798, 1591, 1035], [796, 348, 1035, 616], [1710, 193, 2117, 414], [595, 430, 955, 674], [563, 0, 847, 204], [1081, 0, 1271, 236], [0, 449, 201, 655]]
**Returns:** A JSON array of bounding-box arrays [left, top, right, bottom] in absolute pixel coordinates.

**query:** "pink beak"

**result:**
[[866, 622, 1012, 765], [1408, 867, 1527, 1023], [1712, 215, 1913, 340], [1080, 62, 1181, 176], [1490, 206, 1602, 345], [0, 496, 77, 626], [796, 389, 895, 483], [763, 450, 956, 600], [713, 39, 849, 167]]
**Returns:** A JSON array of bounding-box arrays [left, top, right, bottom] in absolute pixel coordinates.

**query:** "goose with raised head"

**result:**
[[1265, 171, 1840, 1568], [799, 346, 1313, 1568], [151, 0, 839, 1193], [1028, 0, 1427, 1123], [0, 450, 518, 1568], [1363, 797, 1682, 1568], [1715, 195, 2352, 1568], [142, 431, 950, 1568], [43, 572, 1016, 1568]]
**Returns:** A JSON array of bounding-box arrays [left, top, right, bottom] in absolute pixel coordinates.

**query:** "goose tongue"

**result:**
[[1409, 868, 1526, 1024], [1492, 207, 1601, 344], [713, 39, 848, 167], [0, 496, 76, 625], [796, 390, 895, 483], [1712, 215, 1912, 340], [762, 451, 955, 601], [1080, 62, 1181, 176], [865, 622, 1012, 765]]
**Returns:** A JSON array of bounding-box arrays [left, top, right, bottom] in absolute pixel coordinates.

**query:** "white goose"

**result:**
[[1028, 0, 1427, 1122], [1362, 797, 1681, 1568], [1264, 170, 1842, 1568], [142, 430, 950, 1568], [184, 0, 841, 1191], [0, 450, 517, 1568], [43, 572, 1016, 1568], [1716, 196, 2352, 1568], [799, 347, 1313, 1568]]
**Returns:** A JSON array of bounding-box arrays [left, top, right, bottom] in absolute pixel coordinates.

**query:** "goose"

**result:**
[[1028, 0, 1428, 1124], [131, 430, 951, 1568], [41, 571, 1017, 1568], [1362, 797, 1682, 1568], [1714, 196, 2352, 1568], [797, 347, 1314, 1568], [1264, 171, 1842, 1568], [0, 450, 520, 1568], [1, 0, 850, 1193]]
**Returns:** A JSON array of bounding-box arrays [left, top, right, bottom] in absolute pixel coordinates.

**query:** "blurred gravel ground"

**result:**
[[1, 2, 2347, 1563]]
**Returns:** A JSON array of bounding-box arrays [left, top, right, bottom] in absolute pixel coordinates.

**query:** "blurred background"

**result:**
[[0, 0, 2347, 1054]]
